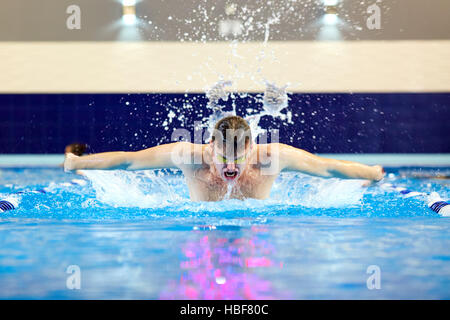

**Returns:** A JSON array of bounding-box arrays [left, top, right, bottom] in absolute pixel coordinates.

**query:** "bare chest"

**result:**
[[185, 168, 276, 201]]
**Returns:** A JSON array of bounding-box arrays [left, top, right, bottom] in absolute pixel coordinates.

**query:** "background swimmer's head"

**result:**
[[65, 143, 87, 156], [210, 116, 252, 182]]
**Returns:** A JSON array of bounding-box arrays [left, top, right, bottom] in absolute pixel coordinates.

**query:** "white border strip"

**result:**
[[318, 154, 450, 167], [0, 155, 64, 167], [0, 154, 448, 167], [1, 41, 450, 93]]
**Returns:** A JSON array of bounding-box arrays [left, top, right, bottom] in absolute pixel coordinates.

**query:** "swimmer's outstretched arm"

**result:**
[[64, 142, 196, 171], [277, 143, 384, 181]]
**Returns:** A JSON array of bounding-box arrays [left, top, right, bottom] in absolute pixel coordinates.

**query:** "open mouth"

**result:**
[[224, 171, 238, 180]]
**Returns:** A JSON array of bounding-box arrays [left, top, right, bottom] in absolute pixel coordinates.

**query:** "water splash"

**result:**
[[271, 174, 367, 208], [205, 80, 233, 109], [263, 14, 281, 45], [3, 168, 445, 218], [224, 183, 234, 200], [246, 81, 291, 141], [82, 170, 184, 208], [81, 169, 366, 210], [204, 80, 235, 137], [263, 81, 289, 114], [203, 79, 291, 143]]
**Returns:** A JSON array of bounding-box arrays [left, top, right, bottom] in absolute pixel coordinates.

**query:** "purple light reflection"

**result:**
[[160, 225, 287, 300]]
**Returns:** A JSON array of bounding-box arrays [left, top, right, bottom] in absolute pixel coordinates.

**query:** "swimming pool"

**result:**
[[0, 166, 449, 299]]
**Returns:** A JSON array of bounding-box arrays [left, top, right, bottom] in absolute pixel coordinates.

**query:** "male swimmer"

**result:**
[[64, 116, 384, 201]]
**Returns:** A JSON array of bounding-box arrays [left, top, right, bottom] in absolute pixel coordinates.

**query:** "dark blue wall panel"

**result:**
[[0, 93, 449, 154]]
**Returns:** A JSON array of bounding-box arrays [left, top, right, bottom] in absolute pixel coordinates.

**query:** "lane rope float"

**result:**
[[381, 183, 450, 216], [0, 179, 87, 213], [2, 179, 448, 215], [0, 198, 18, 213]]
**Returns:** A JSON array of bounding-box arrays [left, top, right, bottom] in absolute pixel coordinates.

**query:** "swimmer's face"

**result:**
[[211, 141, 251, 182]]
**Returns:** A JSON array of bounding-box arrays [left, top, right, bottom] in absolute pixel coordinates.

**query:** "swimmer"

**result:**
[[64, 116, 384, 201]]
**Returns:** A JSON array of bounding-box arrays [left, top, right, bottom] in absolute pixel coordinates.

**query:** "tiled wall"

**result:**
[[0, 93, 449, 154]]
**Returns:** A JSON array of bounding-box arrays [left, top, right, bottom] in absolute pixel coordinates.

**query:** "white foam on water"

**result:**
[[270, 173, 367, 208], [294, 178, 367, 208], [82, 169, 366, 210], [82, 170, 184, 209]]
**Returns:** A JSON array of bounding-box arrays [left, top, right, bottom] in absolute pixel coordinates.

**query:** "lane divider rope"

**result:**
[[381, 182, 450, 216], [0, 179, 87, 213]]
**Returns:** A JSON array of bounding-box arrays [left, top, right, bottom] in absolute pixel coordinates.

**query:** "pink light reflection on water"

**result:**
[[160, 225, 288, 300]]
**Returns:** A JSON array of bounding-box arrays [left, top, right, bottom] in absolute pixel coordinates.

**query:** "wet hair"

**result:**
[[65, 143, 87, 156], [211, 116, 252, 155]]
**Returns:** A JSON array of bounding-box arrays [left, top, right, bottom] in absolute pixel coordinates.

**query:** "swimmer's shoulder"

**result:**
[[175, 142, 210, 170], [254, 143, 309, 167], [253, 143, 277, 166], [256, 143, 308, 154], [254, 143, 288, 157]]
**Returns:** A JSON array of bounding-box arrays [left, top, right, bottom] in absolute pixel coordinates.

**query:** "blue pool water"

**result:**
[[0, 167, 449, 299]]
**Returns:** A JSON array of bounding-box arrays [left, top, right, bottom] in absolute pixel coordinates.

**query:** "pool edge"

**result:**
[[0, 154, 449, 167]]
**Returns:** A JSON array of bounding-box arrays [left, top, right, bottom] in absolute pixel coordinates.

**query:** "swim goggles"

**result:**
[[215, 153, 246, 164]]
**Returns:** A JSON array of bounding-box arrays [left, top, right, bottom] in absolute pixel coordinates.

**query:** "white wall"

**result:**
[[1, 41, 449, 93]]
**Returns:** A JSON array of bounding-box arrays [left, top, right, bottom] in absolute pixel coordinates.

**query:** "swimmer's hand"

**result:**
[[64, 152, 79, 172], [361, 165, 385, 186], [372, 165, 385, 181]]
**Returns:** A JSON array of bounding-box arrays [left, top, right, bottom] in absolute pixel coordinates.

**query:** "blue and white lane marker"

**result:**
[[0, 198, 18, 213], [0, 179, 87, 213], [14, 189, 47, 195], [60, 179, 88, 187], [2, 178, 449, 215], [381, 183, 450, 217], [427, 192, 450, 217]]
